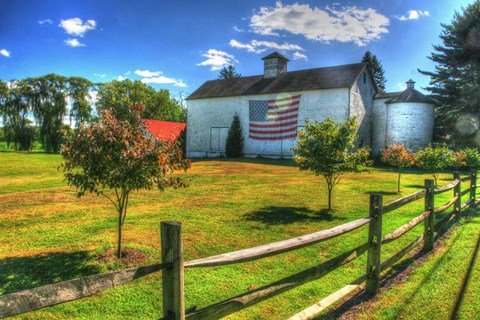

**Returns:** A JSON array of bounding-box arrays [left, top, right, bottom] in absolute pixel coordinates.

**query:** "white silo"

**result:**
[[385, 80, 435, 151]]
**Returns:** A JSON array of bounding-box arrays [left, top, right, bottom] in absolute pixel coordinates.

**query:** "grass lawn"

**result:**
[[0, 152, 476, 319], [329, 209, 480, 320]]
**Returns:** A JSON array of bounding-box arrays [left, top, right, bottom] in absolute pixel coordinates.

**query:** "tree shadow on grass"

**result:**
[[365, 191, 399, 196], [244, 206, 345, 225], [405, 184, 425, 189], [0, 251, 102, 295]]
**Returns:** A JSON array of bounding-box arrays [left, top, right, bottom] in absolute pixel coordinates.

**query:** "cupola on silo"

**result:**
[[385, 79, 435, 151]]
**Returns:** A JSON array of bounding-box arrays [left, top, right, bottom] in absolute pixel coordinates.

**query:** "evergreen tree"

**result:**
[[419, 1, 480, 146], [361, 51, 386, 93], [217, 65, 241, 80], [225, 113, 244, 157]]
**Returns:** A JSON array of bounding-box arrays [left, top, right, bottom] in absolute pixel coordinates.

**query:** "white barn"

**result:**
[[186, 52, 434, 158]]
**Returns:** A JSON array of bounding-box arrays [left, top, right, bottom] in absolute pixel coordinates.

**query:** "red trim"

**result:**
[[268, 114, 298, 122], [249, 127, 297, 135], [267, 95, 301, 104], [268, 100, 300, 110], [267, 107, 299, 116], [249, 133, 297, 140], [249, 120, 298, 128]]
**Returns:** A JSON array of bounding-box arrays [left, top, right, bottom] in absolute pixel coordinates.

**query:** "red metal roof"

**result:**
[[141, 119, 186, 141]]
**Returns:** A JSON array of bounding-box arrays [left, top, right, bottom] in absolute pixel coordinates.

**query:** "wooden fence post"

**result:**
[[161, 222, 185, 320], [454, 172, 461, 214], [470, 169, 477, 209], [366, 194, 383, 295], [424, 179, 435, 252]]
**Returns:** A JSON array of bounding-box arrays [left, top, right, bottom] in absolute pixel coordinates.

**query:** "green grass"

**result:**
[[330, 210, 480, 320], [0, 152, 477, 319]]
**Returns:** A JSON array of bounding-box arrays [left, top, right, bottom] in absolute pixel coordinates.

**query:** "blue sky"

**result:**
[[0, 0, 476, 97]]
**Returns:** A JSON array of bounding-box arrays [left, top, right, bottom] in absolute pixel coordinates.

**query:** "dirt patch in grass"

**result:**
[[97, 248, 149, 267]]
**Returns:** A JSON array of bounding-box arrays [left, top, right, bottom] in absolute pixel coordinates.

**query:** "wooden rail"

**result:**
[[434, 195, 460, 214], [185, 243, 369, 320], [382, 211, 430, 244], [1, 170, 477, 320], [0, 263, 163, 318], [185, 218, 370, 268], [383, 190, 426, 214], [434, 179, 459, 194]]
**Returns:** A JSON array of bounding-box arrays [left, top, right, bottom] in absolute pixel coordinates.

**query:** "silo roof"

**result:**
[[386, 86, 435, 104]]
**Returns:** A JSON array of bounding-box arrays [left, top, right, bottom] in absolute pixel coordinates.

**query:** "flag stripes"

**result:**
[[249, 94, 301, 140]]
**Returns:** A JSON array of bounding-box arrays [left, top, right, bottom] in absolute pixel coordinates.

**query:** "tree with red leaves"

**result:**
[[381, 144, 415, 193], [60, 103, 190, 258]]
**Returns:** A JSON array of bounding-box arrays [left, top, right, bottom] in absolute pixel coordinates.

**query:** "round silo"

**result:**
[[385, 80, 435, 151]]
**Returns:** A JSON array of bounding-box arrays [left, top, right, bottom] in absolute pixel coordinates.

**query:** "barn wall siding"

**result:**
[[349, 72, 375, 148], [187, 88, 350, 158]]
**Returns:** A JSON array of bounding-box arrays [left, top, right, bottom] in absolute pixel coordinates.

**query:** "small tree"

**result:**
[[225, 113, 244, 157], [293, 117, 372, 211], [452, 150, 468, 171], [381, 144, 415, 193], [60, 103, 190, 258], [460, 147, 480, 169], [415, 144, 454, 186]]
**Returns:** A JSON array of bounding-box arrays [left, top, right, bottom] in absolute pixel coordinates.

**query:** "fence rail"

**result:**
[[0, 170, 477, 320]]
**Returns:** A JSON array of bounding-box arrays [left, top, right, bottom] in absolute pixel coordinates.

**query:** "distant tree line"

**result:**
[[0, 76, 186, 152]]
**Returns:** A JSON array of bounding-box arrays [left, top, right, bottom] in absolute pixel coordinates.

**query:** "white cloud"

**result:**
[[233, 25, 245, 32], [64, 38, 86, 47], [134, 70, 187, 87], [93, 73, 106, 78], [197, 49, 238, 71], [117, 75, 126, 81], [141, 76, 187, 88], [229, 39, 304, 54], [134, 70, 162, 77], [38, 19, 53, 25], [293, 51, 308, 61], [397, 82, 407, 91], [395, 10, 429, 21], [0, 49, 11, 57], [249, 3, 389, 46], [59, 18, 96, 37]]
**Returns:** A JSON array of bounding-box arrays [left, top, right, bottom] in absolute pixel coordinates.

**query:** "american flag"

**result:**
[[249, 94, 301, 140]]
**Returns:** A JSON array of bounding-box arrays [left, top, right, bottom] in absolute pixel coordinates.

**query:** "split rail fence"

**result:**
[[1, 170, 478, 319]]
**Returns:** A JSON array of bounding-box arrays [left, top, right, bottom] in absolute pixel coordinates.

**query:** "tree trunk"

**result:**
[[397, 170, 401, 193], [117, 208, 123, 258], [327, 185, 333, 211]]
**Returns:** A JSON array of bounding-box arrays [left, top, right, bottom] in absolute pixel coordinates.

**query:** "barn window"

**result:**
[[210, 127, 228, 151], [363, 72, 366, 84]]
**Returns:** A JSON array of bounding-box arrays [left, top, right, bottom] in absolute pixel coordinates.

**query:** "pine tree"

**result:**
[[225, 113, 244, 157], [419, 1, 480, 146], [217, 65, 241, 80], [361, 51, 386, 93]]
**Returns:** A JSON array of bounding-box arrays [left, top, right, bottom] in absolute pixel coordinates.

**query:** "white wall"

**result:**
[[349, 71, 375, 148], [386, 102, 435, 151], [186, 88, 350, 158], [372, 98, 389, 156]]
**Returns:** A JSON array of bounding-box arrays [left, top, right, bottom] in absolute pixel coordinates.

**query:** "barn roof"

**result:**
[[187, 63, 368, 100], [142, 119, 186, 141]]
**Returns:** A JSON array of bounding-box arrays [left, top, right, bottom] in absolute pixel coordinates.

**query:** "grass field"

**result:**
[[0, 152, 477, 319]]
